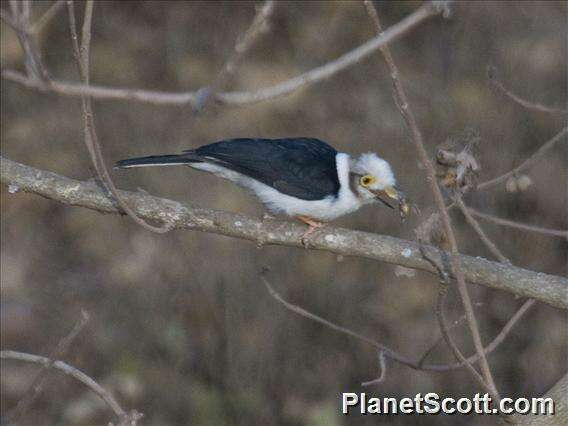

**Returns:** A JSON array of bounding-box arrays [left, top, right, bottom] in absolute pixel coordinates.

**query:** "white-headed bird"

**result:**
[[116, 138, 410, 239]]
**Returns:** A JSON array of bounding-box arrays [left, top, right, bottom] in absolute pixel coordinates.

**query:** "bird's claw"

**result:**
[[300, 226, 319, 248], [296, 216, 326, 248]]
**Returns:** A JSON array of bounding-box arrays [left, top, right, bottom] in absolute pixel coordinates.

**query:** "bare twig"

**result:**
[[4, 311, 90, 424], [66, 0, 172, 233], [418, 211, 537, 373], [488, 66, 568, 115], [2, 155, 567, 308], [364, 0, 500, 399], [2, 2, 444, 107], [195, 0, 276, 110], [1, 350, 142, 425], [2, 2, 50, 81], [467, 206, 568, 239], [30, 0, 66, 34], [262, 272, 531, 375], [362, 351, 387, 386], [417, 302, 485, 368], [477, 127, 568, 191], [455, 196, 511, 263], [431, 299, 536, 371], [418, 242, 493, 396], [260, 273, 407, 360]]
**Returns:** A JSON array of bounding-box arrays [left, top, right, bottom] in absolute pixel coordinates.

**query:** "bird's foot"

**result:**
[[296, 215, 326, 248]]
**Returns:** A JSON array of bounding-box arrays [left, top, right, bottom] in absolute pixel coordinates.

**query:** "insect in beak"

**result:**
[[372, 186, 411, 220]]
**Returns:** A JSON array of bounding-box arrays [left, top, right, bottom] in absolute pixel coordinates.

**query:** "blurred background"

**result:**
[[1, 1, 566, 425]]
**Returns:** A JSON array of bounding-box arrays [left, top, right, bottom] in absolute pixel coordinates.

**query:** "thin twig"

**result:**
[[262, 272, 532, 374], [2, 2, 444, 107], [2, 3, 50, 81], [418, 208, 537, 373], [4, 311, 90, 424], [429, 299, 536, 371], [467, 206, 568, 239], [260, 274, 412, 365], [362, 351, 387, 386], [30, 0, 66, 34], [364, 0, 500, 400], [488, 66, 568, 115], [477, 126, 567, 191], [455, 196, 510, 263], [66, 0, 172, 233], [195, 0, 276, 111], [418, 243, 485, 390], [1, 350, 142, 425], [417, 302, 485, 368]]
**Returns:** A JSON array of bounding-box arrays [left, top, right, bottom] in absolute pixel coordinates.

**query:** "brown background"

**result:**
[[1, 1, 567, 425]]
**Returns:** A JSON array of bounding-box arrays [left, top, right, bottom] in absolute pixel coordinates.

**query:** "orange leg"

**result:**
[[296, 215, 326, 245]]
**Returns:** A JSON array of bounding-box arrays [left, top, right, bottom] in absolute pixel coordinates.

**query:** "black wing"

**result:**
[[185, 138, 340, 201]]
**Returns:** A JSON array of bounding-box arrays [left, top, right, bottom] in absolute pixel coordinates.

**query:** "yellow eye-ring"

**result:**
[[360, 175, 375, 187]]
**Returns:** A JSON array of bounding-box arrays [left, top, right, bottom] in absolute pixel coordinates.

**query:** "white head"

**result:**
[[349, 153, 408, 215]]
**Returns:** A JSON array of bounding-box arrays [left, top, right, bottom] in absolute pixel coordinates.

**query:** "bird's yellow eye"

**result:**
[[360, 175, 375, 187]]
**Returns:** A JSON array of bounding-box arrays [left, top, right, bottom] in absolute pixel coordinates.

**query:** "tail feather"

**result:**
[[115, 154, 199, 169]]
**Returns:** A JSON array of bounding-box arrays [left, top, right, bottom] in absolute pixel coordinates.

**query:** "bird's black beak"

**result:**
[[372, 186, 411, 219]]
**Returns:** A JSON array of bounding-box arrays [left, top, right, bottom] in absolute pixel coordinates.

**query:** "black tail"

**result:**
[[115, 154, 199, 169]]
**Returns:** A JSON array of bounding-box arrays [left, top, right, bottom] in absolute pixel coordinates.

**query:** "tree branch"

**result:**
[[1, 2, 444, 108], [364, 0, 499, 399], [466, 206, 568, 239], [1, 350, 142, 425], [2, 156, 567, 309], [488, 66, 568, 115], [477, 127, 567, 191], [195, 0, 276, 110], [4, 311, 90, 424]]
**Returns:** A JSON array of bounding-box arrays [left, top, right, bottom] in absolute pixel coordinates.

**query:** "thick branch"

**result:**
[[2, 156, 567, 309], [1, 2, 443, 107]]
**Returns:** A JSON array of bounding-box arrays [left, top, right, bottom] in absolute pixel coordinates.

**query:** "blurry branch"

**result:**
[[364, 0, 499, 401], [2, 155, 567, 310], [455, 196, 510, 263], [446, 127, 568, 240], [467, 206, 568, 239], [195, 0, 276, 110], [30, 0, 65, 34], [419, 244, 496, 399], [1, 1, 50, 81], [434, 299, 536, 371], [0, 350, 142, 426], [361, 351, 387, 386], [2, 2, 445, 107], [510, 372, 568, 426], [488, 66, 568, 115], [261, 273, 531, 374], [477, 127, 568, 191], [421, 194, 537, 373], [4, 311, 90, 425], [66, 0, 172, 234]]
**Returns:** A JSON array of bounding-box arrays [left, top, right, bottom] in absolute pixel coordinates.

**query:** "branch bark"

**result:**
[[2, 155, 567, 309]]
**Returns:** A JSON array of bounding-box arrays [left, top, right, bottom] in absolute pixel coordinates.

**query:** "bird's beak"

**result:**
[[372, 186, 411, 219]]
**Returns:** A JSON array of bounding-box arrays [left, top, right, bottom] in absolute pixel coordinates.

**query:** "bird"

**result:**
[[115, 138, 410, 241]]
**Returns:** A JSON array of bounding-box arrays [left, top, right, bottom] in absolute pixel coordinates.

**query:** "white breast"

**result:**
[[189, 153, 362, 221]]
